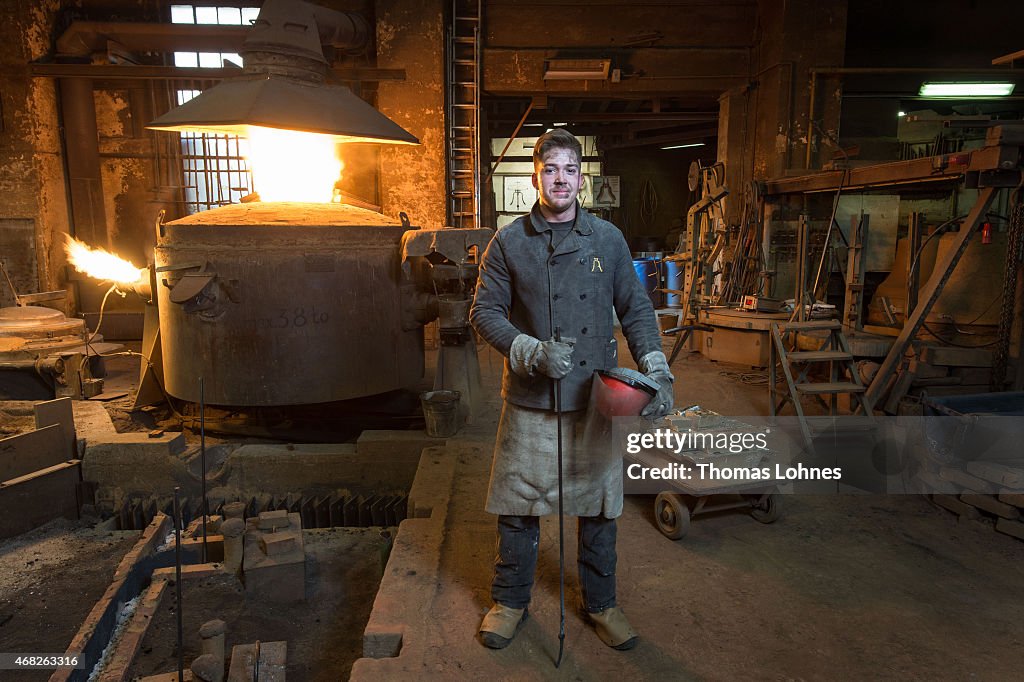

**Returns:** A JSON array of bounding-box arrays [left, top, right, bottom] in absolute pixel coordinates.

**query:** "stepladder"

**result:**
[[769, 319, 876, 448]]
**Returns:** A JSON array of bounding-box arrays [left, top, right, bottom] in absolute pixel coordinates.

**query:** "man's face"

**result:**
[[532, 147, 581, 220]]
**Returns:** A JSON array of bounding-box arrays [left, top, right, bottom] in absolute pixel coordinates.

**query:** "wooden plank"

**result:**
[[920, 345, 994, 367], [765, 158, 963, 195], [951, 367, 993, 384], [0, 461, 80, 539], [993, 48, 1024, 66], [795, 382, 866, 395], [34, 397, 76, 459], [0, 424, 67, 481], [960, 493, 1021, 520], [884, 363, 918, 415], [786, 351, 852, 362], [964, 461, 1024, 489]]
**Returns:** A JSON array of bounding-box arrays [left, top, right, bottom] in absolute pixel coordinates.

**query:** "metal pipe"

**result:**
[[0, 357, 65, 375], [60, 77, 108, 248], [811, 170, 848, 297], [485, 99, 535, 182], [200, 377, 208, 564], [57, 22, 246, 57]]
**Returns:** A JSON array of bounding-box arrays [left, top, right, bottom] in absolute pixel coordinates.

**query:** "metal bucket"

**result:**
[[420, 389, 461, 437]]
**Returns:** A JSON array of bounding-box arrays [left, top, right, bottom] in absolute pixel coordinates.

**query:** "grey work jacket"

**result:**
[[471, 202, 661, 411]]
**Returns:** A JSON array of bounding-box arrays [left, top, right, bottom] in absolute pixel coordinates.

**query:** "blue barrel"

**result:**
[[632, 258, 662, 308], [664, 260, 685, 307]]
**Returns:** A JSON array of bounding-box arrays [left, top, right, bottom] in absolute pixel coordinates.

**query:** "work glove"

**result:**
[[639, 350, 674, 418], [509, 334, 576, 379]]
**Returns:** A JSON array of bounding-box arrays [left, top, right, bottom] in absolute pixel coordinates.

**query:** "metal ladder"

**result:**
[[769, 319, 875, 447], [445, 0, 480, 228]]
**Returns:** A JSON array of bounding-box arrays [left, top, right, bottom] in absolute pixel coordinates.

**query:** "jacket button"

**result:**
[[579, 360, 587, 366], [580, 293, 587, 300], [581, 327, 588, 334], [552, 294, 560, 300], [551, 259, 558, 266], [579, 258, 586, 264]]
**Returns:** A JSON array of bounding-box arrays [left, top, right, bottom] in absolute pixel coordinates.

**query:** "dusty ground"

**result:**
[[0, 519, 138, 682], [127, 527, 390, 680], [4, 330, 1024, 679], [353, 336, 1024, 680]]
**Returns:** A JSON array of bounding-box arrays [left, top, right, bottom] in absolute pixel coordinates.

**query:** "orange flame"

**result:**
[[244, 126, 344, 202], [65, 237, 145, 285]]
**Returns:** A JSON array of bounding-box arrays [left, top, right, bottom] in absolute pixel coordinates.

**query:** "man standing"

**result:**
[[470, 129, 674, 651]]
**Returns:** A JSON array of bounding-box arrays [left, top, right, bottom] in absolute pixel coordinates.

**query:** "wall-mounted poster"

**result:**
[[502, 176, 537, 212], [591, 175, 620, 208]]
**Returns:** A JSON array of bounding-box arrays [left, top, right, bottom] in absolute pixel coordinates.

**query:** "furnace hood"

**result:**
[[146, 75, 418, 144], [145, 0, 418, 145]]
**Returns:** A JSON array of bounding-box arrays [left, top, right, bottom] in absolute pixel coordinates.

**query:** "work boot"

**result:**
[[586, 606, 638, 650], [478, 603, 528, 649]]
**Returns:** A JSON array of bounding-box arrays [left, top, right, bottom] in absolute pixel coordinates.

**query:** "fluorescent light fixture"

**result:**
[[898, 111, 906, 117], [919, 82, 1015, 97], [660, 142, 705, 150], [543, 59, 611, 81]]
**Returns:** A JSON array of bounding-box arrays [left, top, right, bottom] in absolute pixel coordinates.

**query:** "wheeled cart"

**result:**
[[652, 485, 782, 540], [626, 448, 783, 540]]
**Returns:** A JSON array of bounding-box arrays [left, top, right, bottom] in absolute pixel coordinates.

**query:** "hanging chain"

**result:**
[[990, 198, 1024, 390]]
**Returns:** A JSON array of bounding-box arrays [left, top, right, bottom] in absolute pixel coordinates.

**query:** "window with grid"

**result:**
[[170, 5, 260, 213]]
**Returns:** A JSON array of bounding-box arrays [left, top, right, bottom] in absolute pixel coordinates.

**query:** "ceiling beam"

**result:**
[[601, 125, 718, 150], [486, 111, 718, 123]]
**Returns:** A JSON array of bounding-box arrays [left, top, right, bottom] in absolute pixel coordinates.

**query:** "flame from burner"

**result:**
[[65, 237, 145, 285], [245, 126, 344, 202]]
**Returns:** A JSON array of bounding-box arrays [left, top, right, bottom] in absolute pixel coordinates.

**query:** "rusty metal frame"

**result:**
[[864, 186, 999, 406], [765, 125, 1023, 411]]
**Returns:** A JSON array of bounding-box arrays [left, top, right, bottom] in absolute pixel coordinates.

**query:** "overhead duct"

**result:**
[[146, 0, 418, 145]]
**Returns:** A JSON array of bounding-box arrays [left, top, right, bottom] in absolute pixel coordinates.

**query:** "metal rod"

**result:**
[[485, 99, 535, 182], [811, 66, 1024, 75], [906, 213, 924, 318], [553, 326, 566, 669], [200, 377, 208, 564], [173, 486, 184, 682], [805, 71, 817, 170], [811, 170, 849, 299]]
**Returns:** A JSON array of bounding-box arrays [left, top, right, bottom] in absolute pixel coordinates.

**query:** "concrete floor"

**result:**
[[5, 332, 1023, 679], [352, 336, 1024, 680]]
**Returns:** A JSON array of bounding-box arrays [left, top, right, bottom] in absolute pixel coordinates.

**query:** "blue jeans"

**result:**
[[491, 514, 617, 612]]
